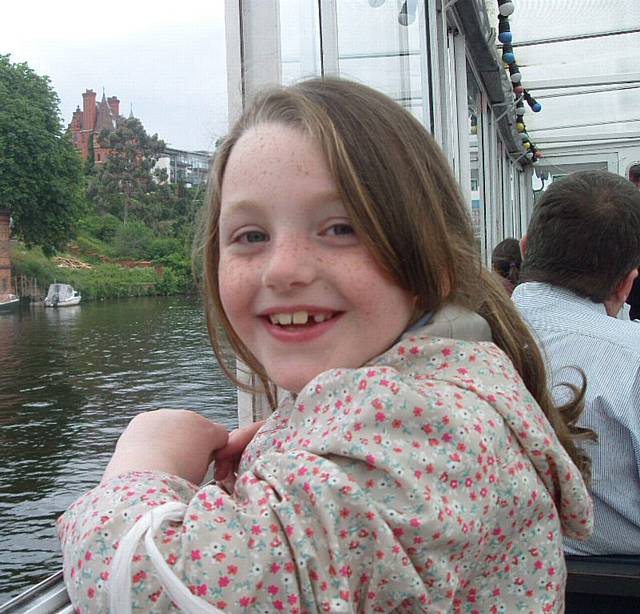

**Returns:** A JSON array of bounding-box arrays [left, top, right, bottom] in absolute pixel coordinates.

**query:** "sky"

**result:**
[[2, 0, 228, 152]]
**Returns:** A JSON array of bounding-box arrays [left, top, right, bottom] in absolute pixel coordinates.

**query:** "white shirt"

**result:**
[[513, 282, 640, 555]]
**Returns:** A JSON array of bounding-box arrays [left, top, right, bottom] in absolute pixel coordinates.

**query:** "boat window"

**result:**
[[467, 66, 485, 252], [332, 0, 432, 128], [279, 0, 322, 84], [508, 0, 639, 179]]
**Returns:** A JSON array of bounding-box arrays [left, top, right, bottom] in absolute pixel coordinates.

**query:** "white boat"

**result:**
[[0, 293, 19, 311], [44, 284, 81, 308]]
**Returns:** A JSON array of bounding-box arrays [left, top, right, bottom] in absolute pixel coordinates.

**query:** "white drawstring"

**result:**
[[109, 501, 225, 613]]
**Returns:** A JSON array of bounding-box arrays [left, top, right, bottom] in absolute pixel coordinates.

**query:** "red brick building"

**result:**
[[69, 89, 124, 164]]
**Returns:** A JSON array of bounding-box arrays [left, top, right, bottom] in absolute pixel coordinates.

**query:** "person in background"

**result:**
[[58, 78, 592, 613], [491, 237, 522, 295], [513, 170, 640, 556]]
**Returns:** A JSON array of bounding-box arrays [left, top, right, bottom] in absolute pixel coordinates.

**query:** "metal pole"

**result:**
[[512, 27, 640, 48]]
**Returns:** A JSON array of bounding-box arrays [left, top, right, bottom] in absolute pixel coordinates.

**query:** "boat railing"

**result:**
[[565, 554, 640, 612], [2, 555, 640, 612], [0, 571, 70, 614]]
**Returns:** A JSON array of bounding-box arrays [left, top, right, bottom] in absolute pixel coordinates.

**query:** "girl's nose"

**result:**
[[262, 239, 317, 292]]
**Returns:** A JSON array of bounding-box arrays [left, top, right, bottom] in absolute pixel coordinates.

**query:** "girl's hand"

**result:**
[[102, 409, 229, 485], [213, 420, 266, 481]]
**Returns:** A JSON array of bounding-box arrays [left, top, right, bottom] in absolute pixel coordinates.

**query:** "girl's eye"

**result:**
[[238, 230, 268, 243], [326, 223, 355, 237]]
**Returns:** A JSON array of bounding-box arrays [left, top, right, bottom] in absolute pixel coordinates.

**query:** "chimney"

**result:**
[[82, 89, 96, 131], [70, 106, 82, 130], [107, 96, 120, 118]]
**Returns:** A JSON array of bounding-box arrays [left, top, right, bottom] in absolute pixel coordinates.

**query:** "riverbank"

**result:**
[[11, 243, 194, 300]]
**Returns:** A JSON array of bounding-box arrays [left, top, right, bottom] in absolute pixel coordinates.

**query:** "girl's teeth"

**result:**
[[268, 312, 333, 325], [292, 311, 308, 325]]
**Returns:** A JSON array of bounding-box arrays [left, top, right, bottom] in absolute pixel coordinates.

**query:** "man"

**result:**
[[512, 170, 640, 555]]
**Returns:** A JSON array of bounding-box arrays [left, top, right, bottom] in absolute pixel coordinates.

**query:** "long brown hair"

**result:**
[[197, 77, 593, 481]]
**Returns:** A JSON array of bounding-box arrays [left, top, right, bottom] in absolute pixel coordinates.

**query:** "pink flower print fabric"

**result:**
[[58, 331, 592, 613]]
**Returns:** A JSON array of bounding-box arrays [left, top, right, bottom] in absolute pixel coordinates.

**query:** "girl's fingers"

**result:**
[[212, 421, 266, 481], [214, 421, 266, 461], [214, 458, 233, 481]]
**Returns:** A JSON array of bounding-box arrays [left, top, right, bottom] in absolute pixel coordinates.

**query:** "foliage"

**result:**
[[16, 188, 200, 298], [155, 268, 182, 295], [87, 117, 165, 223], [111, 220, 154, 260], [66, 264, 160, 300], [85, 133, 95, 174], [77, 213, 121, 242], [147, 237, 185, 260], [74, 234, 114, 262], [11, 245, 59, 287], [156, 252, 194, 293], [0, 55, 84, 255], [11, 245, 162, 300], [159, 258, 196, 294], [81, 181, 204, 263]]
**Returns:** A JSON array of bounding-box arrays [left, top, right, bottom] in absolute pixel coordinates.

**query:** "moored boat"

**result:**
[[43, 284, 81, 308], [0, 293, 19, 311]]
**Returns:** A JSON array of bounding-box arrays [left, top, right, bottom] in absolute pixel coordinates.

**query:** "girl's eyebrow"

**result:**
[[223, 191, 344, 213], [221, 200, 259, 214]]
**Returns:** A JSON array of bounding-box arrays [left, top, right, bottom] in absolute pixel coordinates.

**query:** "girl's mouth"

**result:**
[[267, 310, 338, 327]]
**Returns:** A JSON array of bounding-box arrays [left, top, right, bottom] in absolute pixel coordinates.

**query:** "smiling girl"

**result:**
[[59, 78, 593, 613]]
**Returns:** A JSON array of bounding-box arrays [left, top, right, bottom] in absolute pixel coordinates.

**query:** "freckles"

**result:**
[[219, 261, 250, 300]]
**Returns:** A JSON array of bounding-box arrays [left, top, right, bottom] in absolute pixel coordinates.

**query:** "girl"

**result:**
[[59, 78, 593, 613]]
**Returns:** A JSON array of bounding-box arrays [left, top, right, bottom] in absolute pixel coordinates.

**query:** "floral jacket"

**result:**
[[58, 306, 592, 613]]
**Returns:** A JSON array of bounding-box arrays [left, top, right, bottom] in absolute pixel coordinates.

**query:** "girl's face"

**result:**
[[218, 123, 414, 393]]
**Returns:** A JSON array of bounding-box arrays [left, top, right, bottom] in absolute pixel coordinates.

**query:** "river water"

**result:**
[[0, 296, 238, 603]]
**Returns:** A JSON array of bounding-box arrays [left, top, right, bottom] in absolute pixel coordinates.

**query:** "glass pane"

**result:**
[[508, 1, 640, 137], [334, 0, 431, 128], [521, 87, 639, 139], [511, 0, 640, 42], [467, 67, 484, 243], [279, 0, 322, 84]]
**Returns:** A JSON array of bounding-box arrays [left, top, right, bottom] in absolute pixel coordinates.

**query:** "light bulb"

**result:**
[[499, 1, 515, 17]]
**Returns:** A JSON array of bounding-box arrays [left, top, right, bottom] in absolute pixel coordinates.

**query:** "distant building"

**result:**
[[68, 89, 125, 165], [155, 147, 212, 188]]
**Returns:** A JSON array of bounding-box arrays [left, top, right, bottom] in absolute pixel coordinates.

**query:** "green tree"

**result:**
[[112, 219, 154, 259], [88, 117, 165, 223], [85, 133, 95, 174], [0, 55, 84, 255]]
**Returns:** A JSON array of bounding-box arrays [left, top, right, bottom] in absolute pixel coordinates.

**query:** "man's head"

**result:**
[[521, 170, 640, 304]]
